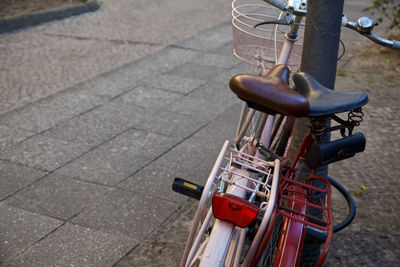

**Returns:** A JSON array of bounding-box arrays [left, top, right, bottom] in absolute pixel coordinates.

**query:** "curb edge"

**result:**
[[0, 0, 100, 34]]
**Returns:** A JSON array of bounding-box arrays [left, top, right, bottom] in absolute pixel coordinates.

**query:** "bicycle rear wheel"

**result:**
[[255, 208, 283, 267]]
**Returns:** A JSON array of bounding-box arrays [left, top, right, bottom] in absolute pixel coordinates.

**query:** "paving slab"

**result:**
[[114, 201, 197, 267], [175, 21, 233, 52], [86, 99, 149, 132], [146, 74, 207, 94], [1, 131, 89, 171], [71, 189, 179, 239], [0, 160, 47, 201], [195, 52, 241, 69], [210, 40, 238, 58], [163, 94, 236, 122], [212, 60, 254, 84], [6, 222, 136, 267], [44, 109, 129, 148], [168, 62, 224, 81], [0, 86, 104, 133], [5, 173, 114, 220], [187, 80, 238, 103], [55, 129, 180, 186], [72, 72, 134, 101], [98, 46, 203, 90], [118, 103, 242, 202], [0, 203, 63, 264], [137, 110, 206, 139], [0, 124, 35, 152], [115, 85, 182, 111]]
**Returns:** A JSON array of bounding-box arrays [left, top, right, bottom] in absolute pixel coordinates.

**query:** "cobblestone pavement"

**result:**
[[0, 0, 231, 114], [0, 0, 399, 266]]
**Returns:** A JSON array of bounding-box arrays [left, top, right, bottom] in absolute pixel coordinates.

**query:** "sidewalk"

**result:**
[[0, 1, 399, 266], [0, 20, 246, 266]]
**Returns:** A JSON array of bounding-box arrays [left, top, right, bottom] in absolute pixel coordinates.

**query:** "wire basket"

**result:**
[[232, 0, 304, 71]]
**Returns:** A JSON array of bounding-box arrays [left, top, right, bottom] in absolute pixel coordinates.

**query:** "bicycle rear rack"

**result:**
[[279, 175, 332, 230], [218, 146, 278, 198]]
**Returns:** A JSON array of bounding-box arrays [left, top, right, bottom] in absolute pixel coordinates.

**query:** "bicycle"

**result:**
[[172, 0, 400, 266]]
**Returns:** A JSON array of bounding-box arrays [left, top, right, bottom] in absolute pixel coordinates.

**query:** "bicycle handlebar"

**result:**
[[264, 0, 400, 49], [366, 32, 400, 49], [393, 40, 400, 49], [263, 0, 289, 11], [342, 16, 400, 50], [263, 1, 400, 49], [263, 0, 307, 16]]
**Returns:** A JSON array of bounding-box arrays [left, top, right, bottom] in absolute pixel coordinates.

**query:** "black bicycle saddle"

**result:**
[[293, 72, 369, 117]]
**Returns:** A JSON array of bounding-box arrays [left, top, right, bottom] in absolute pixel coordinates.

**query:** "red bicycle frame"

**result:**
[[251, 132, 333, 267]]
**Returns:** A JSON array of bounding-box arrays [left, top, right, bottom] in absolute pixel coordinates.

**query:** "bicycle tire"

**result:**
[[255, 210, 283, 267]]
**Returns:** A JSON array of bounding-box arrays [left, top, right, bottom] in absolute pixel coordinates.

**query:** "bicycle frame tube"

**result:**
[[277, 39, 295, 65]]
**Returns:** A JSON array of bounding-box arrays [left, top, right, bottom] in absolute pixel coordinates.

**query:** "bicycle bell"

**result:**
[[356, 17, 374, 33]]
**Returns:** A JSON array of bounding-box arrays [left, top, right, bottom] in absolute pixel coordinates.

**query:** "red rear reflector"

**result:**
[[212, 192, 260, 228]]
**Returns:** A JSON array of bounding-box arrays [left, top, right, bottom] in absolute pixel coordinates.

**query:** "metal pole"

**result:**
[[299, 0, 344, 265], [301, 0, 344, 89]]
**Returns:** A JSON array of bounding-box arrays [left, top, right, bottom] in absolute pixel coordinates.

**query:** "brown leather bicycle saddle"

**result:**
[[229, 65, 310, 117]]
